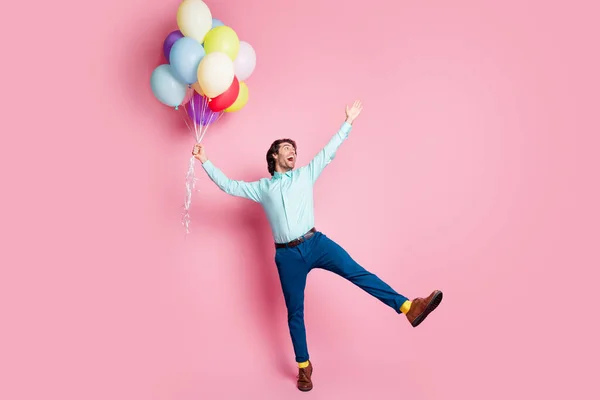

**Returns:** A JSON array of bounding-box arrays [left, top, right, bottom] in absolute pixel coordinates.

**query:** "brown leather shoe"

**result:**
[[406, 290, 443, 327], [297, 361, 313, 392]]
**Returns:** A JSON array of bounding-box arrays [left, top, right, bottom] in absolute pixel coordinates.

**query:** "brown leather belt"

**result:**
[[275, 228, 317, 249]]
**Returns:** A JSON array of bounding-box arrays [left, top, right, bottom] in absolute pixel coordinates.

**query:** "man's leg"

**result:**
[[275, 247, 310, 363], [275, 247, 314, 391], [311, 233, 442, 326]]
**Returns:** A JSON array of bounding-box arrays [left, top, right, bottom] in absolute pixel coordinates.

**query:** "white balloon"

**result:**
[[176, 0, 212, 43], [197, 52, 235, 98], [234, 41, 257, 81]]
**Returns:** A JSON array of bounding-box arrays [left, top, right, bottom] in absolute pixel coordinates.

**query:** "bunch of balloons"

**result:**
[[149, 0, 257, 234], [150, 0, 256, 124]]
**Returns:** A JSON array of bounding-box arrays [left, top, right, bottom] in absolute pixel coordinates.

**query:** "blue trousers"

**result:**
[[274, 231, 409, 363]]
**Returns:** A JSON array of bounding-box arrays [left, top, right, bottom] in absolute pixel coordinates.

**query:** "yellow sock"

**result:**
[[400, 300, 412, 314], [298, 361, 310, 369]]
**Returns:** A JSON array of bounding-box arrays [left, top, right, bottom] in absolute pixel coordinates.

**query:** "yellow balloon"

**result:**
[[203, 26, 240, 61], [225, 82, 249, 112]]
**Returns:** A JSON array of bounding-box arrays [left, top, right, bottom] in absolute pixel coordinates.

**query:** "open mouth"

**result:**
[[287, 156, 294, 162]]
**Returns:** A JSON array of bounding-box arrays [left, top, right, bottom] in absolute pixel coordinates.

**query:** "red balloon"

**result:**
[[209, 76, 240, 112]]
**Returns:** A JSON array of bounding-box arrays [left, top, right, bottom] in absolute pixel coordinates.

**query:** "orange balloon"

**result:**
[[192, 81, 204, 96]]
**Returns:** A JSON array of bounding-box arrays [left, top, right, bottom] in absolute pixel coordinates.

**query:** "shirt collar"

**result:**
[[272, 170, 293, 179]]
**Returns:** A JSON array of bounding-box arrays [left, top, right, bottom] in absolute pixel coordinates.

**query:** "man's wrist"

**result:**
[[345, 117, 354, 125]]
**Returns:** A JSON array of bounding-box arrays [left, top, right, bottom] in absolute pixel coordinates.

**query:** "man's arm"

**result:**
[[306, 121, 352, 182], [306, 100, 363, 182], [193, 144, 263, 203], [201, 160, 263, 202]]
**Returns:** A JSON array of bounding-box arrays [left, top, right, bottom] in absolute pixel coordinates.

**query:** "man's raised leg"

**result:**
[[311, 232, 442, 326]]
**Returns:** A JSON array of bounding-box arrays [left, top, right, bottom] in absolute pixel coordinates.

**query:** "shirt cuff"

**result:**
[[340, 121, 353, 135], [201, 159, 214, 171]]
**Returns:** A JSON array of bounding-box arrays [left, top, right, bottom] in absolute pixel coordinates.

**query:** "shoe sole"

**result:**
[[411, 290, 443, 328]]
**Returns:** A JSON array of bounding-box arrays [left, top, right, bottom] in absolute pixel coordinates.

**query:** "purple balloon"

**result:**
[[163, 30, 184, 60], [185, 93, 221, 126]]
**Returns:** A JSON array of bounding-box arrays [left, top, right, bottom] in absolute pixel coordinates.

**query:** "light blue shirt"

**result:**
[[201, 121, 353, 243]]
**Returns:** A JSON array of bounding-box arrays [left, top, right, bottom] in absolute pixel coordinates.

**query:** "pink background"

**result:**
[[2, 0, 599, 399]]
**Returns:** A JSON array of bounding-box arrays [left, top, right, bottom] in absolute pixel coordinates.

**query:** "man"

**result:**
[[192, 100, 443, 392]]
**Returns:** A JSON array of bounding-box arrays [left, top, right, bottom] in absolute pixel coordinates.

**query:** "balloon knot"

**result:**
[[175, 105, 179, 110]]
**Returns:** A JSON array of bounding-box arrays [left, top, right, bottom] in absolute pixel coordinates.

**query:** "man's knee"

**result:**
[[287, 306, 304, 322]]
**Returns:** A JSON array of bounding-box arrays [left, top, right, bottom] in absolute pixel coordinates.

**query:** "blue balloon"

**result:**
[[211, 18, 225, 28], [150, 64, 187, 108], [169, 37, 206, 84]]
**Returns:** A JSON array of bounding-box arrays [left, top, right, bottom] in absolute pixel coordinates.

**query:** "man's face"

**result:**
[[274, 142, 296, 172]]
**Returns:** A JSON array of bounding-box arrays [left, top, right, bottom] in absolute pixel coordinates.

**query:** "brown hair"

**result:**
[[266, 139, 297, 176]]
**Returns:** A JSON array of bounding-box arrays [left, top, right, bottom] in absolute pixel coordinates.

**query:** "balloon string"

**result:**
[[182, 155, 197, 235], [181, 87, 199, 236], [179, 89, 223, 235]]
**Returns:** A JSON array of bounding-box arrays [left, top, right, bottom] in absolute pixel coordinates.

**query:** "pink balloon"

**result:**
[[180, 86, 194, 106]]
